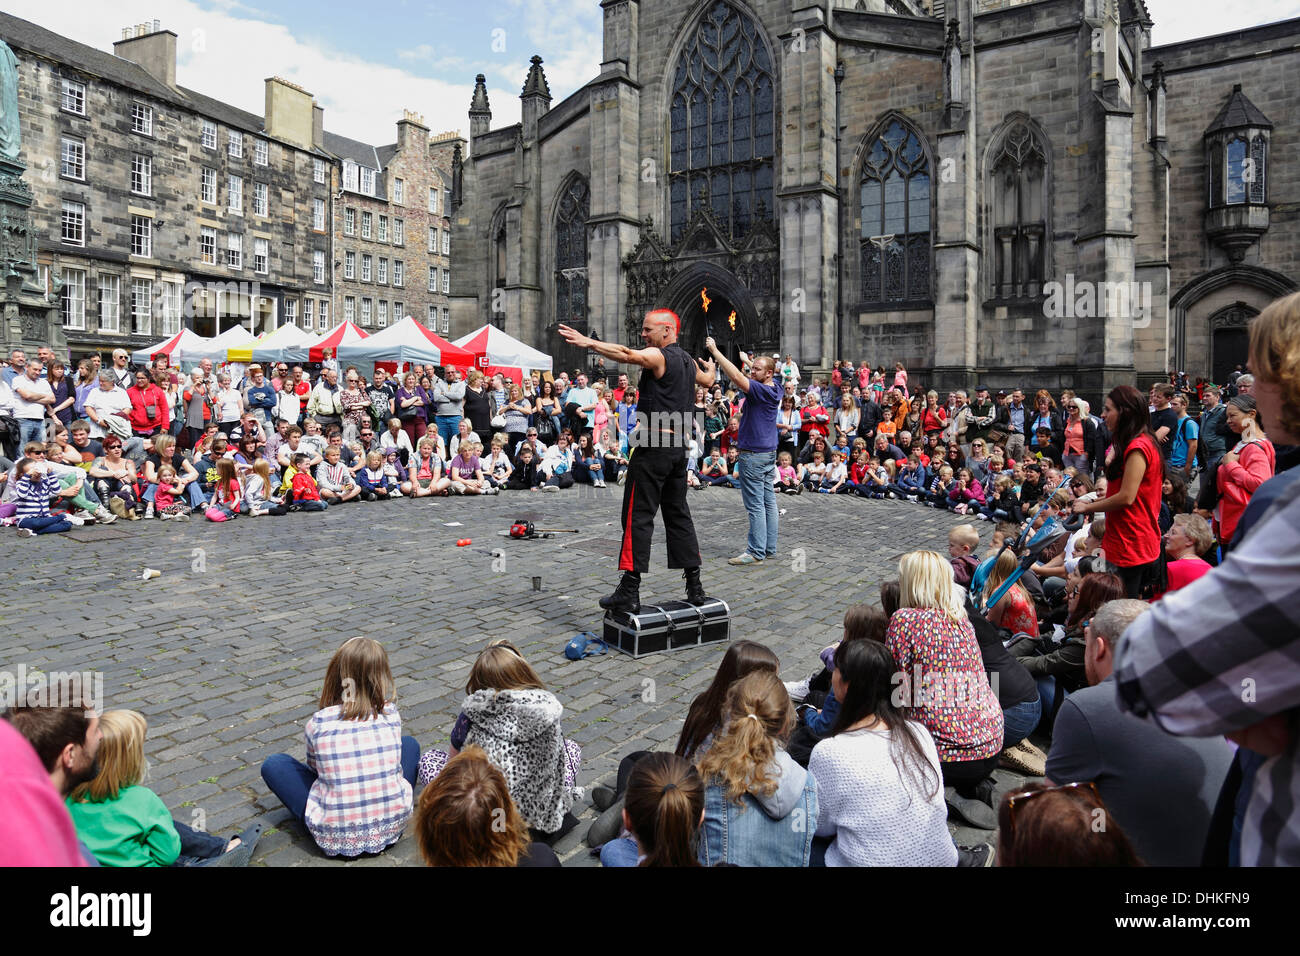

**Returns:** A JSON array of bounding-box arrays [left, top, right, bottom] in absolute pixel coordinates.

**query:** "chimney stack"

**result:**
[[264, 76, 315, 151], [113, 22, 178, 88]]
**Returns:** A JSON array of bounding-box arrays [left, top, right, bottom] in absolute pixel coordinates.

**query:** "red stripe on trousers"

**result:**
[[618, 481, 637, 572]]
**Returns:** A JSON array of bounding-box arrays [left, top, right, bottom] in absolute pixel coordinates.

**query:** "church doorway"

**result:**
[[659, 264, 758, 371]]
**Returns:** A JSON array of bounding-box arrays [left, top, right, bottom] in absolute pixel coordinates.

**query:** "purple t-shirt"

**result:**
[[736, 378, 780, 453]]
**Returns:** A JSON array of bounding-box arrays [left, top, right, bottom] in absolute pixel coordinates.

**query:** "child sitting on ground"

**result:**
[[416, 640, 579, 840], [927, 464, 955, 508], [861, 455, 891, 499], [700, 445, 729, 486], [409, 438, 452, 497], [359, 450, 399, 500], [315, 444, 362, 503], [68, 709, 262, 866], [383, 448, 413, 496], [206, 458, 242, 521], [948, 466, 987, 515], [847, 447, 872, 495], [10, 458, 74, 537], [152, 464, 192, 520], [482, 434, 514, 489], [829, 430, 851, 462], [800, 449, 828, 491], [774, 450, 800, 494], [260, 637, 417, 858], [505, 444, 543, 491], [979, 473, 1022, 523], [948, 524, 982, 586], [290, 453, 328, 512], [820, 450, 849, 494], [244, 459, 287, 516]]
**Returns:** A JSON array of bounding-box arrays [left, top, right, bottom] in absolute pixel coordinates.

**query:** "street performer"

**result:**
[[559, 311, 710, 614]]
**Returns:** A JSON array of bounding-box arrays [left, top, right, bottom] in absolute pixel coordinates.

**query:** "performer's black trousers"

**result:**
[[617, 445, 701, 573]]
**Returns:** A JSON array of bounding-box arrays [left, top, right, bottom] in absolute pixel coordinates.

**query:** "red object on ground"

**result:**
[[457, 538, 471, 546]]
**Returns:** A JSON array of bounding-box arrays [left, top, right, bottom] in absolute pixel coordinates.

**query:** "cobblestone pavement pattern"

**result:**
[[1, 487, 1031, 865]]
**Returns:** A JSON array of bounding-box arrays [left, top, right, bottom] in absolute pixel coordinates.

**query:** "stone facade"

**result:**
[[330, 118, 459, 339], [454, 0, 1299, 403], [1, 13, 460, 361]]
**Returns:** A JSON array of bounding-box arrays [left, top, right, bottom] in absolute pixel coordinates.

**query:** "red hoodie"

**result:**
[[127, 383, 170, 433], [292, 471, 322, 502]]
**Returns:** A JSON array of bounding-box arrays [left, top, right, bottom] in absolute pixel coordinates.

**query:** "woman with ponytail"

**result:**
[[621, 753, 705, 867], [1067, 384, 1164, 597], [808, 640, 956, 866], [695, 671, 819, 866]]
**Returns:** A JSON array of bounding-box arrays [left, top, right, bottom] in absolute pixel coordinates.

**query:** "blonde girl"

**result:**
[[695, 670, 818, 866], [153, 463, 191, 520], [984, 549, 1038, 638], [69, 709, 261, 866], [244, 459, 285, 516]]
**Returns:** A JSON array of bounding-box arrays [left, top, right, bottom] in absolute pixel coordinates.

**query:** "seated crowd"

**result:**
[[2, 538, 1223, 868]]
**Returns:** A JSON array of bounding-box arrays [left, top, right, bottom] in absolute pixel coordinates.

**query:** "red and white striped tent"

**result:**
[[284, 321, 369, 363], [451, 324, 553, 383], [130, 328, 210, 365], [336, 316, 478, 368]]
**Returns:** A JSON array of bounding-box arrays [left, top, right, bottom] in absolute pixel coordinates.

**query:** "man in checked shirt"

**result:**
[[1114, 292, 1300, 866]]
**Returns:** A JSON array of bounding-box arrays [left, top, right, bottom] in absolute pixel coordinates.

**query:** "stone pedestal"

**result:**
[[0, 157, 63, 354]]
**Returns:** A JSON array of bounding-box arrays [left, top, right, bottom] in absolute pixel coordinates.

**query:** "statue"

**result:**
[[0, 38, 20, 163]]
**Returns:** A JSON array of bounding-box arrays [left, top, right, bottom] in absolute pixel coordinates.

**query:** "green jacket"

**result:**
[[67, 785, 181, 867]]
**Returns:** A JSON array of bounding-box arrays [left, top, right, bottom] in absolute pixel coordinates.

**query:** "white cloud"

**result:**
[[1144, 0, 1300, 45], [5, 0, 489, 143]]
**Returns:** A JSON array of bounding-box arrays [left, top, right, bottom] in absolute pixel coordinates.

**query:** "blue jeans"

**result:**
[[1035, 675, 1067, 733], [1001, 695, 1042, 748], [738, 450, 779, 559], [261, 736, 419, 827], [17, 418, 47, 447], [435, 416, 461, 455], [599, 835, 640, 868], [18, 514, 73, 534], [297, 499, 327, 511], [172, 819, 230, 867]]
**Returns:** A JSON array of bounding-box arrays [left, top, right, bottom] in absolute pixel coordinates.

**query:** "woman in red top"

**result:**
[[799, 394, 829, 447], [1215, 394, 1275, 547], [1068, 385, 1163, 598], [921, 390, 948, 440]]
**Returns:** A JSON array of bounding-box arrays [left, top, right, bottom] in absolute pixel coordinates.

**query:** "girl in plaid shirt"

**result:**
[[260, 638, 419, 857]]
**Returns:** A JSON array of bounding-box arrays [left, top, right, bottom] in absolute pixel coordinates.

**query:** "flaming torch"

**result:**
[[728, 310, 737, 331]]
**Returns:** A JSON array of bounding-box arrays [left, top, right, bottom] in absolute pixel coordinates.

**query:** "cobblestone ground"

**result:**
[[1, 485, 1029, 865]]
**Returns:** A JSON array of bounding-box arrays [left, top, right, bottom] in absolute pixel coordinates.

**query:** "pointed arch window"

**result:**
[[860, 119, 931, 304], [989, 120, 1049, 299], [668, 1, 775, 243], [554, 177, 589, 328]]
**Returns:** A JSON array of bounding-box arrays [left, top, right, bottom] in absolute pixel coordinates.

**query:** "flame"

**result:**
[[700, 288, 711, 313], [728, 310, 737, 330]]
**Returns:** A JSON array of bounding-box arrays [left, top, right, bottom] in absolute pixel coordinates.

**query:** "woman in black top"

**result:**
[[462, 369, 495, 441]]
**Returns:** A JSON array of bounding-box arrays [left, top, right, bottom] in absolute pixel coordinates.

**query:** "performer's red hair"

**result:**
[[646, 309, 680, 335]]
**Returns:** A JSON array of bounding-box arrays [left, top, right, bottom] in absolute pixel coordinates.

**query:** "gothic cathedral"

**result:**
[[450, 0, 1299, 394]]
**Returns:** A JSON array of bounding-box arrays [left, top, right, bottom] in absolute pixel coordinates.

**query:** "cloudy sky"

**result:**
[[4, 0, 1298, 146]]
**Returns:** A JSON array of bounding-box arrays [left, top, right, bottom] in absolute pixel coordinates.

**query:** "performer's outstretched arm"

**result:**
[[558, 324, 666, 377]]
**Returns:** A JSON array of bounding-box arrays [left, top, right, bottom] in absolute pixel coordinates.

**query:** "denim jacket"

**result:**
[[699, 750, 819, 867]]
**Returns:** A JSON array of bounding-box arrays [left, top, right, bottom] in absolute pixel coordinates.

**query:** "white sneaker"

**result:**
[[77, 510, 97, 524], [542, 483, 560, 492], [906, 494, 919, 502], [486, 486, 499, 495], [617, 471, 627, 485], [976, 513, 989, 521], [784, 677, 812, 704], [95, 506, 118, 525], [594, 479, 606, 488], [63, 513, 85, 526], [391, 489, 404, 498], [16, 527, 34, 538], [159, 512, 172, 521], [145, 502, 155, 518]]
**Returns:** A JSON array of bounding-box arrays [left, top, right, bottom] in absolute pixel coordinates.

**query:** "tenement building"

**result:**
[[452, 0, 1300, 395], [0, 13, 459, 357]]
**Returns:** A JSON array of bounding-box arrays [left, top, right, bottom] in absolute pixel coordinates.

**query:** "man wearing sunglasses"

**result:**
[[1044, 599, 1233, 866]]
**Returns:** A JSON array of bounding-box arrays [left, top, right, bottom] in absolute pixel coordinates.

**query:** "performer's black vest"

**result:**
[[637, 342, 695, 426]]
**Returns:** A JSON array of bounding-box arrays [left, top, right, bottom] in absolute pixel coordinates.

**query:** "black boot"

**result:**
[[684, 567, 707, 604], [599, 572, 641, 615]]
